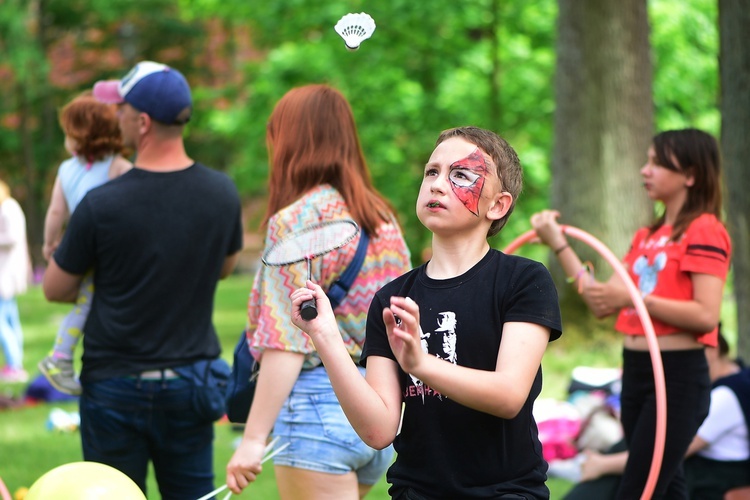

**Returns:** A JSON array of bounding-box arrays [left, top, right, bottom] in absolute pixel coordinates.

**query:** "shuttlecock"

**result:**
[[334, 12, 376, 51]]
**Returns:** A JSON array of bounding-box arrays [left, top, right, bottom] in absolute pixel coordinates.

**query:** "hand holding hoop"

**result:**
[[503, 226, 666, 500]]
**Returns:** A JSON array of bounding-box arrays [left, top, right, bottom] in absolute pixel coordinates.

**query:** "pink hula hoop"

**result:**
[[503, 227, 666, 500], [0, 475, 11, 500]]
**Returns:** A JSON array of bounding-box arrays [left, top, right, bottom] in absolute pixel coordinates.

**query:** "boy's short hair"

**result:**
[[436, 126, 522, 237]]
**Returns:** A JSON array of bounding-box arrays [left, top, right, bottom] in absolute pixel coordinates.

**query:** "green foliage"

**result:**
[[0, 0, 721, 265], [188, 1, 560, 260], [650, 0, 719, 133], [0, 4, 728, 496]]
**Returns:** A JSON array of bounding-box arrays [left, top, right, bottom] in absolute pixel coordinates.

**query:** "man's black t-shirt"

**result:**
[[54, 164, 243, 382], [362, 249, 563, 499]]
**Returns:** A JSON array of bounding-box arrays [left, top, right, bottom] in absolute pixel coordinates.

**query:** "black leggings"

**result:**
[[616, 348, 710, 500]]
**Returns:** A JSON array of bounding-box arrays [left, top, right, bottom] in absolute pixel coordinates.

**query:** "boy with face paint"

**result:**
[[291, 126, 563, 499]]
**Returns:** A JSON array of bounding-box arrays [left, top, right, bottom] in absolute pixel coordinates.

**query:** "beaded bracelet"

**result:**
[[566, 266, 588, 283], [567, 262, 593, 294]]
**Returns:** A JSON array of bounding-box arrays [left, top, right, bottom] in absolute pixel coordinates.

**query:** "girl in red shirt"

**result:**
[[532, 128, 731, 499]]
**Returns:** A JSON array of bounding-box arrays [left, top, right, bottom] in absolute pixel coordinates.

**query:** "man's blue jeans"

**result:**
[[80, 375, 216, 500]]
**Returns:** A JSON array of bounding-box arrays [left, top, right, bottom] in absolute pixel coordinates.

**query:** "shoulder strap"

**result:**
[[326, 231, 370, 310]]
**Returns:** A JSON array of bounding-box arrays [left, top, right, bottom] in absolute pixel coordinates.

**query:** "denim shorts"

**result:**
[[271, 365, 394, 485]]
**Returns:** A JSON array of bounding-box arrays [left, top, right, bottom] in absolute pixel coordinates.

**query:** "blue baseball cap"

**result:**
[[93, 61, 192, 125]]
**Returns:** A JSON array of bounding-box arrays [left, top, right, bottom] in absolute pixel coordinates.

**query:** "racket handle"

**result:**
[[300, 299, 318, 320]]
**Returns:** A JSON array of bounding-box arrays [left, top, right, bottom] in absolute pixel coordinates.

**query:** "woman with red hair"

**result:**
[[227, 84, 411, 499]]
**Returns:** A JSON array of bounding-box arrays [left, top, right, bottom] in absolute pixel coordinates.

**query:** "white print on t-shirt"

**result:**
[[406, 311, 458, 403], [435, 312, 458, 364], [640, 235, 671, 249]]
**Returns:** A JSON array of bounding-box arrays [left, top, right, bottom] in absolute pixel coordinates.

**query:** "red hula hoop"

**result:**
[[503, 227, 666, 500]]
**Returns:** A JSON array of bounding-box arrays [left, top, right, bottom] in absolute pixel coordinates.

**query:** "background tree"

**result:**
[[719, 0, 750, 359], [551, 0, 653, 334], [0, 0, 53, 266], [179, 0, 559, 261], [0, 0, 210, 265], [0, 0, 734, 346]]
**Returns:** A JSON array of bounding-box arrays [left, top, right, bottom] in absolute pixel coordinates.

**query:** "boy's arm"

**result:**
[[388, 296, 550, 419], [43, 177, 69, 261], [291, 282, 403, 450]]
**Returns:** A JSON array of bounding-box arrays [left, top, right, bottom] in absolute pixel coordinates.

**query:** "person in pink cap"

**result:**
[[43, 61, 243, 500]]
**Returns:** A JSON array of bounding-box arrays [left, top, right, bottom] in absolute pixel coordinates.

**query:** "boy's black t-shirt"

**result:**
[[362, 249, 563, 499], [53, 164, 243, 382]]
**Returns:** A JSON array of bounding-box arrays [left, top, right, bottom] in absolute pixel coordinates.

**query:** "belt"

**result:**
[[135, 369, 179, 380]]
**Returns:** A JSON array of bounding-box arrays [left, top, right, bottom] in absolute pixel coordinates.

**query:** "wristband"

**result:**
[[554, 243, 570, 255]]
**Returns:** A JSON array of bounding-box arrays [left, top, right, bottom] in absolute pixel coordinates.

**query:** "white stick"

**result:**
[[196, 440, 290, 499], [261, 441, 290, 463], [196, 484, 227, 500], [264, 436, 280, 456]]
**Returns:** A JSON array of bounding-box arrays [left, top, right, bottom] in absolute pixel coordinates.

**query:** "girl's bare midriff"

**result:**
[[624, 331, 704, 351]]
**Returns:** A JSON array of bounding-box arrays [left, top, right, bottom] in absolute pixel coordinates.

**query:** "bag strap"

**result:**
[[326, 231, 370, 310]]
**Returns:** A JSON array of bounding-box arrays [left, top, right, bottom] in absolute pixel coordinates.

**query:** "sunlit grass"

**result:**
[[7, 272, 716, 498]]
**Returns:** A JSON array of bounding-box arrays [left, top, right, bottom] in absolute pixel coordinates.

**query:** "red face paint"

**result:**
[[449, 148, 488, 216]]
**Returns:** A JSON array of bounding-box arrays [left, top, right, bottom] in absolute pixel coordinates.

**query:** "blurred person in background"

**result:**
[[0, 178, 31, 383]]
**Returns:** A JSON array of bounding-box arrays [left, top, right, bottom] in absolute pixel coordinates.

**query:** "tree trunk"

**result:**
[[553, 0, 653, 335], [719, 0, 750, 360], [489, 0, 502, 128]]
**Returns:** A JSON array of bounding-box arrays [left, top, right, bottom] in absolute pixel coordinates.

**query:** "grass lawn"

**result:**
[[0, 272, 632, 499]]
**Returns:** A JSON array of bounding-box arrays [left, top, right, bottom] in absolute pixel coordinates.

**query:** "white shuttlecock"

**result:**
[[334, 12, 376, 51]]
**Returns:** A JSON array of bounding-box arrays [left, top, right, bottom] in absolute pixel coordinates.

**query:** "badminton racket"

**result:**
[[262, 219, 360, 320]]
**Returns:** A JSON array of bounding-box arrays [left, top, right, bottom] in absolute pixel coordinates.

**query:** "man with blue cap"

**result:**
[[43, 61, 243, 499]]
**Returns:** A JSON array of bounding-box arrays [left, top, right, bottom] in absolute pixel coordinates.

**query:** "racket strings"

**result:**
[[263, 220, 359, 267]]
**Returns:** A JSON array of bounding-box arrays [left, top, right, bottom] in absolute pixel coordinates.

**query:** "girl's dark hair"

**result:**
[[436, 126, 522, 237], [649, 129, 723, 240], [717, 323, 729, 358], [59, 93, 123, 161], [263, 84, 395, 235]]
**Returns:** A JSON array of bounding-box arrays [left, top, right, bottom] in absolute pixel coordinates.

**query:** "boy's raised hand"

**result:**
[[384, 296, 425, 374]]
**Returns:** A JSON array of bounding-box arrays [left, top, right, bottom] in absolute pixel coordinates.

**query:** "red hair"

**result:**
[[263, 84, 394, 235], [59, 93, 123, 161]]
